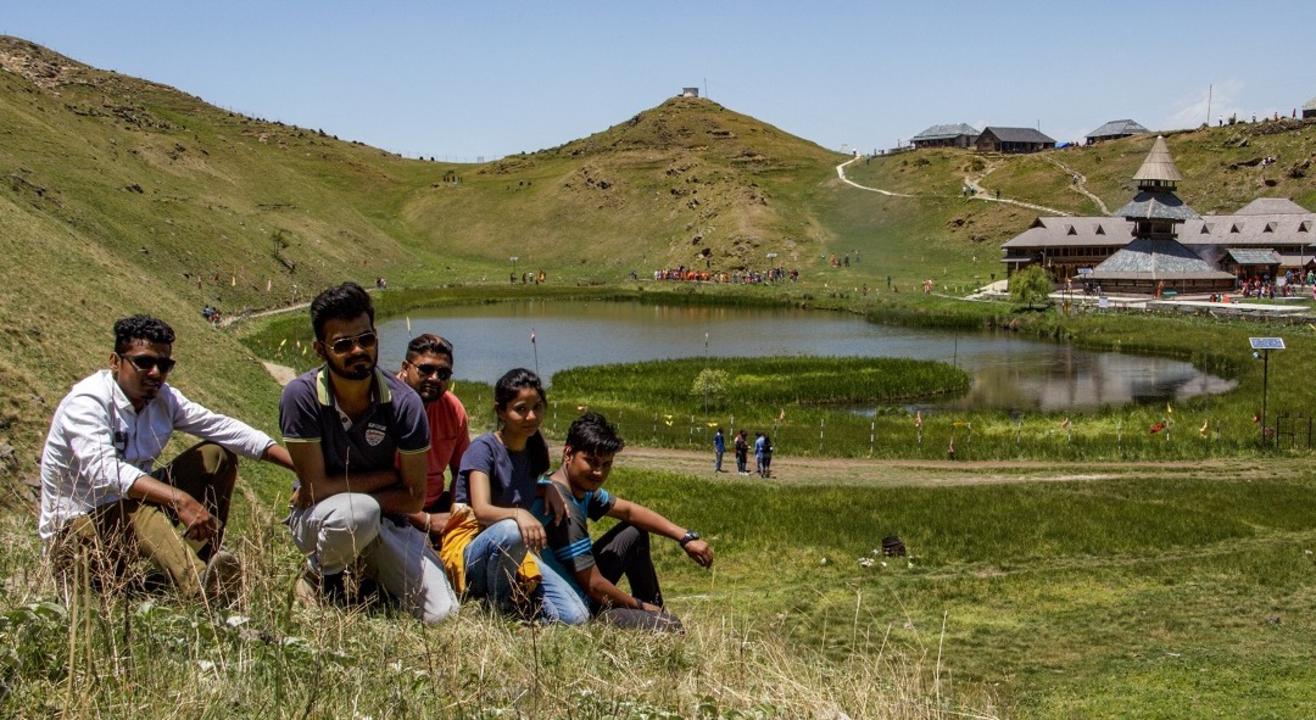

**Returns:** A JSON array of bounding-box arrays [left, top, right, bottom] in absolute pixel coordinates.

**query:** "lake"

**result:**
[[375, 300, 1235, 412]]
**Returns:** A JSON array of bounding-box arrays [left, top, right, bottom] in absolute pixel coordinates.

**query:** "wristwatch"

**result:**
[[679, 530, 701, 546]]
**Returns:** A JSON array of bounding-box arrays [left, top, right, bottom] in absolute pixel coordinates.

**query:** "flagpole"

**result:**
[[531, 328, 539, 376]]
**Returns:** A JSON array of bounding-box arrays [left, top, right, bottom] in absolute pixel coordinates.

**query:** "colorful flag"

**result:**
[[1199, 419, 1209, 437], [1149, 421, 1166, 434], [914, 410, 923, 429]]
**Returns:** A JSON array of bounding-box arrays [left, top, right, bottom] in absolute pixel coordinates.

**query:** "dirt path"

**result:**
[[962, 161, 1071, 216], [834, 156, 915, 197], [1045, 156, 1111, 214], [615, 444, 1297, 487], [835, 157, 1071, 217]]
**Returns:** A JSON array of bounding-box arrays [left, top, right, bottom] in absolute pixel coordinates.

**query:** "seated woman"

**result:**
[[447, 368, 580, 622], [533, 412, 713, 631]]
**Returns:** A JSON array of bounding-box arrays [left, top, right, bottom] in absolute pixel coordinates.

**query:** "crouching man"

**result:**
[[40, 315, 295, 603], [280, 282, 457, 624], [533, 412, 713, 630]]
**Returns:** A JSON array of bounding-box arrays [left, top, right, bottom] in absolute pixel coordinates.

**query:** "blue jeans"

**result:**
[[535, 552, 590, 625], [463, 519, 526, 613], [463, 518, 589, 624]]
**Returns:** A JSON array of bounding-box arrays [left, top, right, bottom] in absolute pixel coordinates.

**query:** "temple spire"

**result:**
[[1132, 135, 1182, 187]]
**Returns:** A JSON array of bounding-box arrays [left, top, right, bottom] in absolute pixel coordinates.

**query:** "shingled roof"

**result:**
[[912, 123, 980, 141], [981, 126, 1056, 144], [1114, 190, 1200, 221], [1089, 238, 1235, 281], [1234, 198, 1311, 215], [1132, 136, 1182, 183], [1086, 119, 1149, 139]]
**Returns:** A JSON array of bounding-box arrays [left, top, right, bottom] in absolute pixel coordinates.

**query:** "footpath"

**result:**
[[835, 156, 1071, 216]]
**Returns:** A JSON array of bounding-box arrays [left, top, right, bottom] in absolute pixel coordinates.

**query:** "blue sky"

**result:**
[[6, 2, 1316, 159]]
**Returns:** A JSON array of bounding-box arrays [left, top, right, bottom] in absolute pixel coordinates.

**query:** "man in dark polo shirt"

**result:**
[[280, 282, 457, 624]]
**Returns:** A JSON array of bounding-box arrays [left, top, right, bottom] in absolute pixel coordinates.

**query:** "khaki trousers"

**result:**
[[49, 442, 238, 599]]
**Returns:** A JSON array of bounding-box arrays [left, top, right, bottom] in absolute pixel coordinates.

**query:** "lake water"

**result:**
[[375, 300, 1235, 412]]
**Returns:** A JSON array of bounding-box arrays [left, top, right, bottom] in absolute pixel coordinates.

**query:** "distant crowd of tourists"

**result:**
[[39, 282, 713, 631], [1236, 269, 1316, 300], [711, 428, 773, 478], [652, 266, 797, 284]]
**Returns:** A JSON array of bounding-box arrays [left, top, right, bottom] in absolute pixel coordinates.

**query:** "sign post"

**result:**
[[1249, 337, 1286, 445]]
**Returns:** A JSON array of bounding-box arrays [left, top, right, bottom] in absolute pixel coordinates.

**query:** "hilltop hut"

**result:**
[[976, 127, 1056, 153], [1085, 119, 1149, 145], [681, 87, 700, 98], [1304, 96, 1316, 120], [1087, 136, 1235, 295], [910, 123, 980, 149]]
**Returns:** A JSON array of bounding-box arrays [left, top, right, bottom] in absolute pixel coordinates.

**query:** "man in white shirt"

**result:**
[[40, 315, 294, 602]]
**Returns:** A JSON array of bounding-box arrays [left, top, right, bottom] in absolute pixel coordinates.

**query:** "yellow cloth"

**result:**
[[439, 504, 540, 596]]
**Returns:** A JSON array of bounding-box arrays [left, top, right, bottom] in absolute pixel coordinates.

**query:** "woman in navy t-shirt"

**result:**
[[455, 368, 584, 623]]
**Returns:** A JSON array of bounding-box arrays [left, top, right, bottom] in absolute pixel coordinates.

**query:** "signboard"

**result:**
[[1249, 337, 1286, 350]]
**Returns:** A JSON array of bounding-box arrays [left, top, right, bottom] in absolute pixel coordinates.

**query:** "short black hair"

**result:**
[[113, 315, 175, 354], [406, 333, 454, 362], [565, 412, 625, 456], [310, 282, 374, 340]]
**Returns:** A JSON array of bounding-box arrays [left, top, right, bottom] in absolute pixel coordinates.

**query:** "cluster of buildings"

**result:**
[[1000, 137, 1316, 296], [909, 118, 1154, 152]]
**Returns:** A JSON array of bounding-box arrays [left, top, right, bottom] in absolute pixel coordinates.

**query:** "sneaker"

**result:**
[[202, 550, 242, 607], [294, 567, 347, 608]]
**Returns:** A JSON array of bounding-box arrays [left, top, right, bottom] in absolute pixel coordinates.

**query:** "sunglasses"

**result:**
[[328, 331, 378, 355], [120, 354, 176, 374], [412, 363, 453, 380]]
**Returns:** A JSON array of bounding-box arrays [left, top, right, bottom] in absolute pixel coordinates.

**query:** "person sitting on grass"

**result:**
[[281, 282, 458, 624], [39, 314, 296, 604], [444, 368, 572, 621], [394, 333, 469, 546], [533, 412, 714, 631]]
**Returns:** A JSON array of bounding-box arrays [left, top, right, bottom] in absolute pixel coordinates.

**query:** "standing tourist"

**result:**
[[712, 427, 726, 473], [753, 432, 765, 476], [40, 315, 296, 602], [734, 430, 749, 475], [281, 282, 458, 623]]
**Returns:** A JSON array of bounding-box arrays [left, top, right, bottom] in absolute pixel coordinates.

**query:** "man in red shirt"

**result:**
[[397, 334, 470, 543]]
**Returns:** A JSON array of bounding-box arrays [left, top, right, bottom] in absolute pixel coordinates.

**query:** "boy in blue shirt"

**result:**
[[535, 412, 713, 630]]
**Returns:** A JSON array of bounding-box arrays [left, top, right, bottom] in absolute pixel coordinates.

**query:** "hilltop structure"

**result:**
[[1001, 136, 1316, 295], [1085, 119, 1149, 145], [1304, 96, 1316, 120], [976, 127, 1056, 153], [910, 123, 980, 149]]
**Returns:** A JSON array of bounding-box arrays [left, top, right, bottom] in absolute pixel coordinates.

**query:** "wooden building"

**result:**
[[1085, 119, 1149, 145], [910, 123, 979, 149], [976, 126, 1056, 153], [1001, 138, 1316, 294]]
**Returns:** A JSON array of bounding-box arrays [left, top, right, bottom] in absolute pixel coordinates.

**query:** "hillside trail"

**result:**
[[1045, 156, 1111, 214], [836, 156, 1072, 217], [961, 160, 1071, 216], [834, 156, 916, 197]]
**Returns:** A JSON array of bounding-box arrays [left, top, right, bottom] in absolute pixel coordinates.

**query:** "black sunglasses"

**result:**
[[412, 363, 453, 380], [120, 353, 176, 374], [328, 331, 378, 355]]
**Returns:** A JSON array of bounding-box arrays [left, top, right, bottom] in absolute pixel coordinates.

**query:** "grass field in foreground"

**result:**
[[4, 460, 1314, 718]]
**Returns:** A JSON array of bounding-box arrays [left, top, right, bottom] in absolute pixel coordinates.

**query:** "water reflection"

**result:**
[[375, 300, 1235, 412]]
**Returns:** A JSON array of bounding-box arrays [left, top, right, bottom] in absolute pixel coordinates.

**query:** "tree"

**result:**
[[1010, 266, 1053, 309], [691, 369, 729, 411]]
